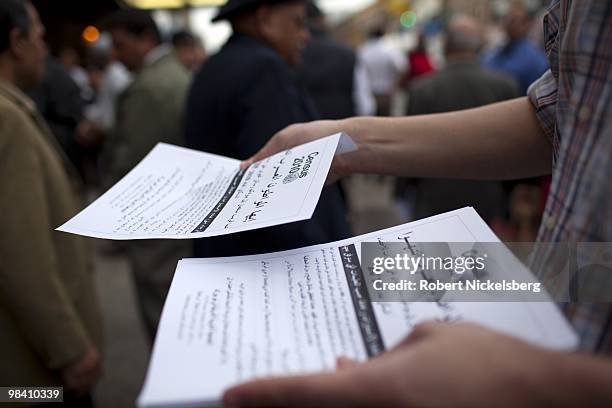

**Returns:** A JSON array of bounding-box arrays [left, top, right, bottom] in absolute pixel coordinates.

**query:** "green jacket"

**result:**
[[0, 82, 103, 387], [104, 50, 191, 185]]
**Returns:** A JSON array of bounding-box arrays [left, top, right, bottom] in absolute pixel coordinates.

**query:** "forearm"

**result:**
[[340, 97, 552, 180], [533, 351, 612, 406]]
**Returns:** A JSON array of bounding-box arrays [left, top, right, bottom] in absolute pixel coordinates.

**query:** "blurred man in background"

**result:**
[[185, 0, 351, 258], [78, 32, 132, 150], [172, 30, 206, 72], [104, 9, 192, 340], [0, 0, 103, 402], [482, 0, 548, 94], [399, 15, 520, 225], [297, 1, 374, 119], [58, 47, 95, 104], [29, 55, 85, 172], [359, 26, 406, 116]]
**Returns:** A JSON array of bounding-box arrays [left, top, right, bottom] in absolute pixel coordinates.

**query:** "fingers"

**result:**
[[325, 153, 354, 185], [241, 121, 329, 168], [391, 321, 501, 353], [240, 142, 278, 169], [336, 356, 360, 370], [241, 131, 288, 169], [62, 347, 102, 394], [240, 121, 349, 173], [223, 370, 366, 408], [393, 321, 449, 350], [64, 363, 102, 394]]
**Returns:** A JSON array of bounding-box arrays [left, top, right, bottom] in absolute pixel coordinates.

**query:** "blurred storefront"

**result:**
[[32, 0, 120, 55], [33, 0, 550, 64], [124, 0, 384, 52]]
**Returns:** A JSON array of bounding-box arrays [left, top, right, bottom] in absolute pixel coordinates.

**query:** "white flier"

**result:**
[[57, 133, 354, 240]]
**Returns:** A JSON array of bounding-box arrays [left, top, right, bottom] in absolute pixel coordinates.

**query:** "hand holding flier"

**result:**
[[137, 208, 577, 408], [223, 322, 566, 408], [242, 120, 361, 184]]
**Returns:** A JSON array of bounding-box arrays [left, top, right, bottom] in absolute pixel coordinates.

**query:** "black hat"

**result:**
[[306, 1, 322, 20], [212, 0, 301, 23]]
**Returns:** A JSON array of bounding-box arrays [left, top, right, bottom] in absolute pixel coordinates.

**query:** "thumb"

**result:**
[[392, 321, 448, 350], [223, 370, 366, 408], [336, 356, 360, 370], [240, 136, 284, 169]]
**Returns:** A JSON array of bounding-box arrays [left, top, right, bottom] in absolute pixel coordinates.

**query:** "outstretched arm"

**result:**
[[244, 97, 551, 182]]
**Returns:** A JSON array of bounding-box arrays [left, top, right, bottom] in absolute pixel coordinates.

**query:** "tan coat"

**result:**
[[0, 82, 103, 387]]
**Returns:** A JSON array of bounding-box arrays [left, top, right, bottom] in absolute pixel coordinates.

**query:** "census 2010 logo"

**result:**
[[283, 172, 299, 184], [283, 152, 319, 184]]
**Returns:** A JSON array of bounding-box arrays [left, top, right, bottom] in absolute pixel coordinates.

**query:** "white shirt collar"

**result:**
[[144, 44, 171, 67]]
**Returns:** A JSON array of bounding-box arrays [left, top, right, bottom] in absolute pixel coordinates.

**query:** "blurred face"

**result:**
[[13, 3, 47, 90], [175, 43, 206, 72], [258, 2, 309, 66], [503, 6, 531, 41], [109, 28, 152, 72]]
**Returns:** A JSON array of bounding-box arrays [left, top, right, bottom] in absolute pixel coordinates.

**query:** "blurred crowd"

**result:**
[[0, 0, 574, 404]]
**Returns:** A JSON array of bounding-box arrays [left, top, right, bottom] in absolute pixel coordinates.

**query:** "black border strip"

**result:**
[[191, 168, 248, 233], [339, 244, 385, 357]]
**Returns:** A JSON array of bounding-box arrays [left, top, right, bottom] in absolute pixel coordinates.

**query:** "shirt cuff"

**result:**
[[528, 69, 559, 146]]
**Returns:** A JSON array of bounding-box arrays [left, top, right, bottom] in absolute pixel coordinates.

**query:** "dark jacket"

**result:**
[[407, 61, 520, 115], [29, 57, 84, 169], [402, 61, 521, 221], [186, 33, 350, 257], [297, 29, 356, 120]]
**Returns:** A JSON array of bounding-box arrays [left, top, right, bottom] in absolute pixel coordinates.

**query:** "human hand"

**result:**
[[241, 120, 357, 184], [75, 120, 105, 148], [223, 322, 567, 408], [61, 346, 102, 395]]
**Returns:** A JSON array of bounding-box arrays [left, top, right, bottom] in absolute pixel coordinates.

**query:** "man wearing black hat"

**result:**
[[297, 2, 375, 120], [185, 0, 351, 257]]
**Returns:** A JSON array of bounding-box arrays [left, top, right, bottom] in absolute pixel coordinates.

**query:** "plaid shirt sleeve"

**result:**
[[527, 0, 563, 160], [528, 0, 612, 352], [528, 70, 559, 156]]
